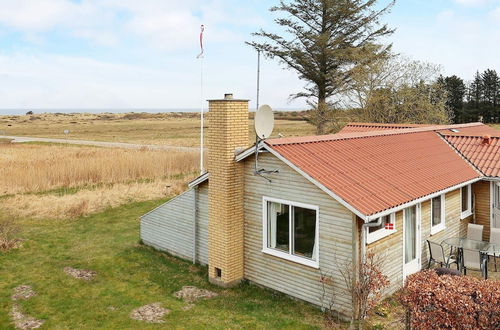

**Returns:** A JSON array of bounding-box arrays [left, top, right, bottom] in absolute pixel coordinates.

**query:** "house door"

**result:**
[[493, 182, 500, 229], [403, 204, 421, 278]]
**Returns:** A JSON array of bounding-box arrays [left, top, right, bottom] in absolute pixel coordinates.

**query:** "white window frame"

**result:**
[[430, 194, 446, 235], [262, 196, 319, 268], [461, 184, 473, 219], [366, 213, 396, 244]]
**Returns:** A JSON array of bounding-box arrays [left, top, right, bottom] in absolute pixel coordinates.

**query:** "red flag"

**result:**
[[197, 25, 204, 58]]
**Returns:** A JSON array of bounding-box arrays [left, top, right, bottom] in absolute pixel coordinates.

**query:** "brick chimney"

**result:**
[[207, 93, 249, 287]]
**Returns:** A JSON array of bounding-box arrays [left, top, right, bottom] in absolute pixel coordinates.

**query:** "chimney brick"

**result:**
[[207, 95, 249, 287]]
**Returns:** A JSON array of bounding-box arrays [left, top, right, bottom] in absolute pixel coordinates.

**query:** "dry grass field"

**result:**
[[0, 112, 314, 221], [0, 112, 315, 147], [0, 143, 199, 219]]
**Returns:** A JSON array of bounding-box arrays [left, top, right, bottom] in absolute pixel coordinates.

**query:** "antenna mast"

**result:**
[[256, 50, 261, 111]]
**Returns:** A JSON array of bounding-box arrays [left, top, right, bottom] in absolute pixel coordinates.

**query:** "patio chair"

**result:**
[[462, 248, 487, 279], [488, 228, 500, 272], [467, 223, 483, 241], [427, 240, 457, 269]]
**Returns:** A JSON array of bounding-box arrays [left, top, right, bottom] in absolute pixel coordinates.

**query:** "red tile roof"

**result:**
[[266, 124, 488, 216], [437, 125, 500, 136], [443, 135, 500, 177], [339, 122, 433, 134]]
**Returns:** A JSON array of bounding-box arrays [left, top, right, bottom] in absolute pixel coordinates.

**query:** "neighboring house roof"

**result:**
[[193, 122, 497, 219], [443, 134, 500, 177], [339, 122, 433, 134]]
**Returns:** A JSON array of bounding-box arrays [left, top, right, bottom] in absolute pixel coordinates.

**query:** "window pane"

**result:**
[[461, 186, 469, 212], [267, 202, 289, 252], [432, 196, 442, 226], [292, 206, 316, 259], [368, 215, 390, 233]]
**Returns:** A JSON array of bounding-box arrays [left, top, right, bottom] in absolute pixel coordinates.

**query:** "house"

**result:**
[[140, 94, 500, 316]]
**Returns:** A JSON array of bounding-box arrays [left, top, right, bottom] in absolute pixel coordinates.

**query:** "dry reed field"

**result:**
[[0, 112, 315, 147], [0, 143, 199, 219]]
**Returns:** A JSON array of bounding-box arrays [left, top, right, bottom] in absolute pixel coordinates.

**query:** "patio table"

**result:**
[[442, 237, 500, 279]]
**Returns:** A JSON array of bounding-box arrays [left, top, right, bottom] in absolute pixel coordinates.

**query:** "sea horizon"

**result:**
[[0, 107, 305, 116]]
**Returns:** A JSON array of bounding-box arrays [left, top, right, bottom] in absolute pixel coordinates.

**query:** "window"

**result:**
[[366, 213, 396, 244], [430, 194, 445, 235], [263, 197, 319, 268], [461, 185, 472, 219]]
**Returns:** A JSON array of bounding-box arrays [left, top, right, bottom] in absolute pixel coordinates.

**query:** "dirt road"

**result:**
[[0, 135, 199, 152]]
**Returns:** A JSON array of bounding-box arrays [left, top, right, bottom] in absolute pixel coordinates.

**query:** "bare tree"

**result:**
[[337, 252, 389, 329], [344, 54, 443, 109]]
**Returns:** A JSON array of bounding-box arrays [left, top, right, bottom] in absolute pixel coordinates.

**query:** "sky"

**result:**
[[0, 0, 500, 113]]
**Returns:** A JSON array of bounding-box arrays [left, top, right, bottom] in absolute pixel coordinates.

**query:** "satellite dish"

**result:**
[[254, 105, 274, 139]]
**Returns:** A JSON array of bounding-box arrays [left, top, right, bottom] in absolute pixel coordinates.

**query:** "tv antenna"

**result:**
[[254, 105, 279, 181]]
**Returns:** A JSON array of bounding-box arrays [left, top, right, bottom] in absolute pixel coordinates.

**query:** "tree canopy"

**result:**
[[248, 0, 395, 134]]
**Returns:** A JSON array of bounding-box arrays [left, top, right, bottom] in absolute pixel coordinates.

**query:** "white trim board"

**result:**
[[188, 172, 209, 188]]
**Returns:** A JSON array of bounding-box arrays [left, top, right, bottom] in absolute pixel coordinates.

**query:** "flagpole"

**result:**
[[197, 24, 205, 175], [200, 55, 204, 174]]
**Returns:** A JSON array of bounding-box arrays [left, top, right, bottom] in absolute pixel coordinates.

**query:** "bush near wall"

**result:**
[[399, 270, 500, 329]]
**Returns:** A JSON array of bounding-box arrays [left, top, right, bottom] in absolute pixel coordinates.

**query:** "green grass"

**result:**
[[0, 200, 324, 329]]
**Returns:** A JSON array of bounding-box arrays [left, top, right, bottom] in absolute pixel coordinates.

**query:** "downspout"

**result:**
[[360, 217, 382, 262], [193, 186, 198, 264]]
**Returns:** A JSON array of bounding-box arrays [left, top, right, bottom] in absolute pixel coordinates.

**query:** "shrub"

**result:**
[[323, 252, 389, 328], [0, 218, 22, 252], [399, 270, 500, 329]]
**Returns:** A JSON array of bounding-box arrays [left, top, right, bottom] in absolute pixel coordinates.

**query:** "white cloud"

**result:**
[[0, 51, 306, 110], [0, 0, 260, 50], [490, 6, 500, 19], [454, 0, 493, 6]]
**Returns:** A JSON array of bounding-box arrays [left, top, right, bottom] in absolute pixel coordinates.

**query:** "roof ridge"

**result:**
[[438, 133, 486, 177], [441, 133, 500, 138], [267, 122, 484, 146], [345, 122, 430, 128]]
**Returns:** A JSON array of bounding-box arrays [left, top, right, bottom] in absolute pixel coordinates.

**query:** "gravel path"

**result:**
[[0, 135, 199, 152]]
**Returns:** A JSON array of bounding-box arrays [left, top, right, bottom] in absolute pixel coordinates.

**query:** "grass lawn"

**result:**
[[0, 199, 325, 329]]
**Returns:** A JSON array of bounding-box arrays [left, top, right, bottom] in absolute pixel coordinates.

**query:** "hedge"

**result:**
[[399, 270, 500, 329]]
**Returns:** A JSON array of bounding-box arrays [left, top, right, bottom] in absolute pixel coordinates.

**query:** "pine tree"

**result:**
[[481, 69, 499, 123], [247, 0, 395, 134], [437, 75, 466, 123], [466, 72, 483, 122]]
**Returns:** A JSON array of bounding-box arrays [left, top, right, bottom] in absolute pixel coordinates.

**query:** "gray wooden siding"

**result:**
[[243, 152, 354, 316], [367, 188, 471, 295], [196, 183, 209, 265], [140, 182, 209, 265]]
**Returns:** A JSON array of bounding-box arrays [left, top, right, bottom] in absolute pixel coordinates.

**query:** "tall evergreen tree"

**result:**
[[437, 75, 465, 123], [247, 0, 395, 134], [465, 71, 483, 122], [481, 69, 499, 122]]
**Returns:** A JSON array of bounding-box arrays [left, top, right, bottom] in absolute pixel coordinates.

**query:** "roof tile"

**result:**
[[443, 134, 500, 177]]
